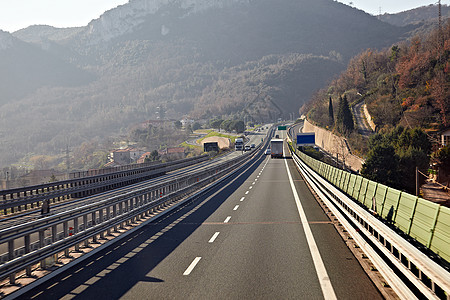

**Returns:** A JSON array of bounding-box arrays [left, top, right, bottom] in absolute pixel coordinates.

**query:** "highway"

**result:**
[[20, 129, 382, 299]]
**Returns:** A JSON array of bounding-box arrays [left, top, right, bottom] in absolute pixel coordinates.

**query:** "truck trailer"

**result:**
[[235, 138, 244, 151], [270, 139, 283, 158]]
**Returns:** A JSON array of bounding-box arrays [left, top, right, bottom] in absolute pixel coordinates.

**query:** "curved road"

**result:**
[[353, 101, 372, 138], [21, 130, 381, 299]]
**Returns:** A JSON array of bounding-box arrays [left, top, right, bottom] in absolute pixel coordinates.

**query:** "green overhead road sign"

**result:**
[[278, 126, 287, 130]]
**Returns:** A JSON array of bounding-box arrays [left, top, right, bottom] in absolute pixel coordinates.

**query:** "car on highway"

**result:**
[[251, 143, 255, 148], [264, 148, 271, 155], [244, 145, 251, 151]]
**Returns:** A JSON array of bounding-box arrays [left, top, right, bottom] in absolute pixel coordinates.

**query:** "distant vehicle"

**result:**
[[244, 145, 251, 151], [275, 134, 279, 138], [270, 139, 283, 158], [265, 148, 271, 155], [235, 138, 244, 151], [251, 143, 255, 148]]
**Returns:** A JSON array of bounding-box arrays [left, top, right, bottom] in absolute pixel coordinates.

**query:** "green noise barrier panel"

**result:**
[[346, 174, 358, 196], [374, 184, 388, 215], [395, 193, 419, 234], [293, 148, 450, 263], [364, 181, 378, 208], [352, 175, 363, 200], [358, 178, 370, 204], [430, 207, 450, 261], [381, 188, 401, 222], [409, 199, 440, 247]]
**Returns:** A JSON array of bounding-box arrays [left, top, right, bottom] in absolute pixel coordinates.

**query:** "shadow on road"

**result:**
[[23, 153, 267, 300]]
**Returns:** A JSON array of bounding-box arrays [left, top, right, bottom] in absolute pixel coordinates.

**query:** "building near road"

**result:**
[[137, 152, 152, 164], [158, 147, 186, 160], [111, 147, 146, 165], [441, 128, 450, 146]]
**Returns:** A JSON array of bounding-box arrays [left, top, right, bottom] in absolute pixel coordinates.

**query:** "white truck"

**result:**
[[270, 139, 283, 158], [235, 138, 244, 151]]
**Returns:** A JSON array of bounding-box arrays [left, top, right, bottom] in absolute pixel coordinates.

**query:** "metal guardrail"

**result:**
[[0, 155, 209, 215], [0, 140, 268, 287], [289, 144, 450, 299]]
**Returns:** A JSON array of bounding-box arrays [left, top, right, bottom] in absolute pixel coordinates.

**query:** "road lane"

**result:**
[[21, 141, 381, 300]]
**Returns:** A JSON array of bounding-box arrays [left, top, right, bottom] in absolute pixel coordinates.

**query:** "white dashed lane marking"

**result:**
[[208, 232, 220, 243], [183, 257, 202, 275]]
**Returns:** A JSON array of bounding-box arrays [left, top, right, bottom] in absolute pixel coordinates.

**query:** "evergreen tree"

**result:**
[[328, 97, 334, 127], [231, 120, 245, 133], [336, 96, 344, 131], [342, 95, 354, 134], [362, 127, 431, 193], [174, 120, 182, 129], [336, 95, 354, 134], [361, 143, 399, 188]]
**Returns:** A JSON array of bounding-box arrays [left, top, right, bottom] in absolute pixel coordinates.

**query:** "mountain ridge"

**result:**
[[0, 0, 419, 169]]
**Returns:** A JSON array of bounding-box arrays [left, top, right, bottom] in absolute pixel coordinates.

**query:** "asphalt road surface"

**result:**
[[22, 132, 381, 300], [353, 101, 372, 138]]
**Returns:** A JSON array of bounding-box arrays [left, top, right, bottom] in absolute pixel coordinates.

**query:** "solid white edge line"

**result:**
[[224, 216, 231, 223], [183, 257, 202, 275], [209, 232, 220, 243], [284, 155, 337, 300], [292, 154, 419, 299]]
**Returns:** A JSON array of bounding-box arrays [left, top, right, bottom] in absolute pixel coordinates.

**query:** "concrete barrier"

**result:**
[[303, 119, 364, 171]]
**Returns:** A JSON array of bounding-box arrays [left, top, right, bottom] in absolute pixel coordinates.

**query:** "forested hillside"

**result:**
[[302, 21, 450, 193], [304, 21, 450, 131], [0, 0, 413, 171]]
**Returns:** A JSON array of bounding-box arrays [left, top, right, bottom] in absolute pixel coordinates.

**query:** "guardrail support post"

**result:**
[[25, 234, 32, 276], [83, 215, 89, 247], [8, 241, 15, 280], [74, 217, 80, 252], [39, 230, 45, 268], [63, 222, 70, 257], [125, 201, 130, 225], [106, 207, 111, 236], [92, 212, 98, 243]]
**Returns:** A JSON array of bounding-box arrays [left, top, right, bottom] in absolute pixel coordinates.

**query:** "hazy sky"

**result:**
[[337, 0, 440, 16], [0, 0, 443, 33]]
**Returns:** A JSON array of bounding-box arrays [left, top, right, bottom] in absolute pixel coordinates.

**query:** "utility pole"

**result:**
[[416, 167, 420, 196]]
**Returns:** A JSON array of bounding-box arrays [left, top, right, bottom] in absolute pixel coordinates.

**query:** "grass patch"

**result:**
[[180, 141, 202, 150], [198, 131, 240, 143], [194, 129, 213, 134]]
